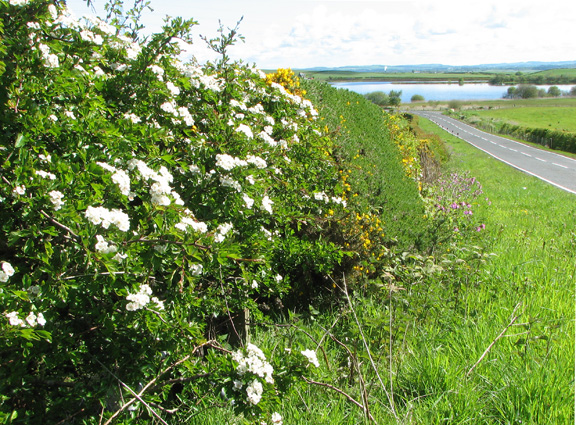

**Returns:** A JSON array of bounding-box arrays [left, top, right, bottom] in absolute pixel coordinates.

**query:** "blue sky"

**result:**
[[66, 0, 576, 69]]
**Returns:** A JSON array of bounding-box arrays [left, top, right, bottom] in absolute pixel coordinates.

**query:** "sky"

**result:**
[[66, 0, 576, 69]]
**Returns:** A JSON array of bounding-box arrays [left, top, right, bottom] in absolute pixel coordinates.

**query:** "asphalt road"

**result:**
[[411, 111, 576, 195]]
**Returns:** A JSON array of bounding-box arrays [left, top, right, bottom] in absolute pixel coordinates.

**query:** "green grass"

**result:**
[[530, 68, 576, 78], [294, 70, 491, 82], [397, 119, 576, 424], [407, 97, 576, 110], [464, 106, 576, 133]]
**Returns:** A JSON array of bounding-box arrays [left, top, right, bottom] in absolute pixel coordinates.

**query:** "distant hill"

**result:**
[[301, 61, 576, 74]]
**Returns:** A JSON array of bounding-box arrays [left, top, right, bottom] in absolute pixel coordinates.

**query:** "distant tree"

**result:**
[[411, 94, 425, 102], [505, 86, 517, 98], [515, 84, 539, 99], [547, 86, 561, 97], [388, 90, 402, 106], [490, 74, 507, 85], [570, 86, 576, 96], [448, 100, 463, 110], [364, 91, 389, 106]]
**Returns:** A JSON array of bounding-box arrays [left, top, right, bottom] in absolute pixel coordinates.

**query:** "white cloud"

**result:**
[[66, 0, 576, 69]]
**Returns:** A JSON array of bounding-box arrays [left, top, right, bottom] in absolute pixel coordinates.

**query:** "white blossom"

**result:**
[[160, 101, 177, 115], [124, 112, 141, 124], [215, 154, 246, 171], [271, 412, 283, 425], [94, 235, 117, 254], [5, 311, 25, 327], [49, 190, 65, 210], [243, 193, 254, 209], [261, 195, 273, 214], [35, 170, 56, 180], [12, 185, 26, 196], [214, 222, 233, 243], [246, 155, 267, 169], [166, 81, 180, 96], [220, 176, 242, 192], [246, 379, 263, 405], [177, 107, 194, 126], [85, 206, 130, 232], [0, 262, 15, 283], [148, 64, 164, 79], [5, 311, 45, 327], [9, 0, 30, 6], [233, 343, 274, 384], [189, 264, 203, 276], [125, 284, 160, 311], [301, 349, 320, 367], [236, 124, 253, 139], [111, 169, 131, 196]]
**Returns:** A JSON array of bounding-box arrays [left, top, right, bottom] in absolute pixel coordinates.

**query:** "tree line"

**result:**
[[489, 72, 576, 86]]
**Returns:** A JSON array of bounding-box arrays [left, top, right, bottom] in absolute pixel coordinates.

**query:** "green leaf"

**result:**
[[15, 133, 26, 148]]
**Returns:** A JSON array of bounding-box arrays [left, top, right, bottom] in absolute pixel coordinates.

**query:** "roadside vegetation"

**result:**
[[1, 1, 573, 425], [446, 102, 576, 153]]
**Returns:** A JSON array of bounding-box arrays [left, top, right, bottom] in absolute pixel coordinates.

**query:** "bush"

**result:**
[[411, 94, 425, 102], [0, 2, 350, 422], [364, 90, 389, 106]]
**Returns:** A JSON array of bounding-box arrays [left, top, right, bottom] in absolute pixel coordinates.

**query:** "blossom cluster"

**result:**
[[232, 343, 274, 405], [0, 262, 15, 283], [126, 284, 164, 311], [1, 2, 350, 421], [85, 206, 130, 232], [301, 349, 320, 367], [5, 311, 46, 327]]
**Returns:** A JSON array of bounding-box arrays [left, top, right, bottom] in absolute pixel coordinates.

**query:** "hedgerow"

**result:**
[[303, 80, 431, 251], [0, 1, 358, 423]]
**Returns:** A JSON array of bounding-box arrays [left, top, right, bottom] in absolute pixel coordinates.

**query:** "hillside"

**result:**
[[299, 60, 576, 74]]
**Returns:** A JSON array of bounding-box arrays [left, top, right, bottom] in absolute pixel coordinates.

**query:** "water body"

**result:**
[[331, 81, 575, 103]]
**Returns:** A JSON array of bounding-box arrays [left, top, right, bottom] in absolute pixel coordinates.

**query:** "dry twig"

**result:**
[[466, 303, 522, 378]]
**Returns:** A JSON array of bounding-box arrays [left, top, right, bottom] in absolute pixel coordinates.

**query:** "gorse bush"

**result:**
[[0, 1, 358, 423]]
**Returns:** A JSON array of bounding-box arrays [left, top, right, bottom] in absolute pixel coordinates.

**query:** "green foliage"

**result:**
[[410, 94, 425, 102], [363, 89, 401, 107], [363, 90, 388, 106], [0, 1, 351, 422], [303, 80, 427, 251]]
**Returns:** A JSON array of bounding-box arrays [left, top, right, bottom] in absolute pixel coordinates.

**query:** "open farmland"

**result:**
[[469, 105, 576, 133]]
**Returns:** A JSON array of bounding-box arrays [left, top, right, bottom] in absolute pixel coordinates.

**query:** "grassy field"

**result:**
[[406, 96, 576, 110], [530, 68, 576, 78], [291, 70, 491, 82], [186, 87, 575, 424], [463, 106, 576, 133]]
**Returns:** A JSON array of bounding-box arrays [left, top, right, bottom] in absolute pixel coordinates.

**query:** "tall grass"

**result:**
[[399, 119, 576, 424]]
